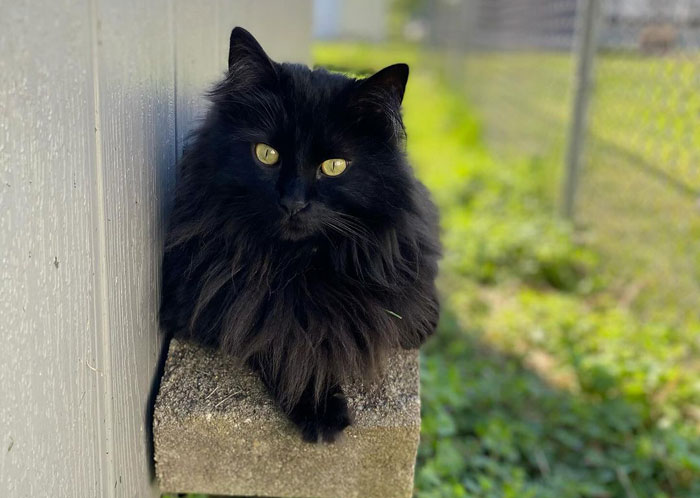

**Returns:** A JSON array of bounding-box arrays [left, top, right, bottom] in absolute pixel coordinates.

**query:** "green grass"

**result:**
[[314, 43, 700, 497]]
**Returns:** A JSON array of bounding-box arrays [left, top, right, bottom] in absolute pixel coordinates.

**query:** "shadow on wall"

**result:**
[[145, 72, 186, 483]]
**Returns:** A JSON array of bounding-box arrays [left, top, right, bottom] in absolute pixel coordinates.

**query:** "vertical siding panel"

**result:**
[[93, 0, 175, 495], [174, 0, 222, 158], [0, 0, 104, 496]]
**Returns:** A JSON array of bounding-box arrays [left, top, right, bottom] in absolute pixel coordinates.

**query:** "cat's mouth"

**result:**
[[278, 213, 316, 241]]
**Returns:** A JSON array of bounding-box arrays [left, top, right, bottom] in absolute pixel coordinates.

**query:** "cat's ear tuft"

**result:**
[[348, 64, 409, 143], [358, 63, 409, 105], [227, 27, 276, 81]]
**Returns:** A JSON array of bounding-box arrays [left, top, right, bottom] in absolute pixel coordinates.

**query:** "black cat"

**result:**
[[160, 27, 441, 443]]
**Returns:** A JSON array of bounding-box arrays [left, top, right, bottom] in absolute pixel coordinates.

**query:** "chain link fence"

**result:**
[[424, 0, 700, 315], [582, 1, 700, 313]]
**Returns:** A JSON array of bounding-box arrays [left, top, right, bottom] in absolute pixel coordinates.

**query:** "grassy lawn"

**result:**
[[314, 43, 700, 497]]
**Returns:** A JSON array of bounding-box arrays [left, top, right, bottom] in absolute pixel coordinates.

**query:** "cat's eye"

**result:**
[[320, 158, 348, 177], [254, 143, 280, 166]]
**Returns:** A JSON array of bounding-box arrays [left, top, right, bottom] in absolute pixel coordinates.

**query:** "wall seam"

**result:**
[[171, 0, 179, 159], [216, 0, 222, 78], [88, 0, 116, 495]]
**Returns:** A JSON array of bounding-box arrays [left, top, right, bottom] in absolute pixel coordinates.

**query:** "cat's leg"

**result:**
[[287, 382, 353, 443], [249, 358, 352, 443]]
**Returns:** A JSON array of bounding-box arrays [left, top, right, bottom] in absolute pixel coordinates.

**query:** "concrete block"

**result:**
[[153, 339, 421, 498]]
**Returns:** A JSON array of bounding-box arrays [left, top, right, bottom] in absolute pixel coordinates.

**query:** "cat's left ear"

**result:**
[[355, 63, 409, 106], [348, 64, 409, 142], [227, 27, 276, 84]]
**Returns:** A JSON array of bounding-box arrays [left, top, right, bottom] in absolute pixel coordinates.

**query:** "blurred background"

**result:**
[[313, 0, 700, 496]]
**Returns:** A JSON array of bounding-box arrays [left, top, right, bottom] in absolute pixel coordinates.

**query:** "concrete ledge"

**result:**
[[153, 339, 421, 498]]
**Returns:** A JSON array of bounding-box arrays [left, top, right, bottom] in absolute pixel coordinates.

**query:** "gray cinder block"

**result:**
[[153, 339, 421, 498]]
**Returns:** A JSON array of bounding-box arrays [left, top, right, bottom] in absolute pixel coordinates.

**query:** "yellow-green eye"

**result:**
[[320, 158, 348, 177], [254, 143, 280, 166]]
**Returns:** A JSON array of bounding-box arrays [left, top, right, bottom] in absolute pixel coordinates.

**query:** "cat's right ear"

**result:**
[[227, 27, 276, 83]]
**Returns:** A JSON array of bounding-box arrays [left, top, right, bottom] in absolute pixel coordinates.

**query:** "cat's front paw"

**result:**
[[294, 392, 353, 443]]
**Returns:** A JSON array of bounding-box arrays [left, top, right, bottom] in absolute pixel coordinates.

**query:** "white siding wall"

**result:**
[[0, 1, 312, 496]]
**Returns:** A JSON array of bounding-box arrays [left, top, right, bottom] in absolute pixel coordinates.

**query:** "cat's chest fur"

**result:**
[[210, 233, 406, 322]]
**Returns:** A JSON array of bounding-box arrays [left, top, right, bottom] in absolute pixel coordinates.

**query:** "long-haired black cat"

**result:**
[[160, 27, 441, 443]]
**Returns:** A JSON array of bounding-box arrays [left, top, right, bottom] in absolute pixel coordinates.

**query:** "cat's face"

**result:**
[[202, 28, 412, 242]]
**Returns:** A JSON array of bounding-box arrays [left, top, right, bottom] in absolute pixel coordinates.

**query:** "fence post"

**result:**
[[561, 0, 601, 220]]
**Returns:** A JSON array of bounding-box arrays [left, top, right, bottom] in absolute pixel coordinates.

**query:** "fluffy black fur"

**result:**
[[160, 27, 441, 443]]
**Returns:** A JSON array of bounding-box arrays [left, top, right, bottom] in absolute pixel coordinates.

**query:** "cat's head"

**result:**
[[195, 27, 414, 242]]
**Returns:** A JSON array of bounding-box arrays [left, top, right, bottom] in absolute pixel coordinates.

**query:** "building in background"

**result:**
[[603, 0, 700, 50], [314, 0, 388, 41], [423, 0, 700, 52], [605, 0, 700, 21]]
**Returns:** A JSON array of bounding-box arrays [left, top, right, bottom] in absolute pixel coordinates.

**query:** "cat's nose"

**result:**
[[280, 198, 309, 217]]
